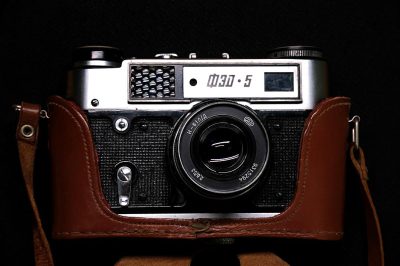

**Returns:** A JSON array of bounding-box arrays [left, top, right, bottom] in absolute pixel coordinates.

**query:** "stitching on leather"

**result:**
[[237, 100, 350, 227], [54, 229, 342, 237], [49, 102, 111, 225], [49, 98, 349, 237], [49, 101, 192, 230], [197, 99, 350, 230]]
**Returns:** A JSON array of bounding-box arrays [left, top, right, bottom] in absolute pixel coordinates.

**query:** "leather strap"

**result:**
[[16, 103, 54, 266], [15, 102, 383, 265], [350, 145, 385, 266]]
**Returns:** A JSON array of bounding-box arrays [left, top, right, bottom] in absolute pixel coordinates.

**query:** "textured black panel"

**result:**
[[129, 65, 176, 98], [89, 111, 308, 211], [89, 117, 174, 208], [253, 112, 308, 208]]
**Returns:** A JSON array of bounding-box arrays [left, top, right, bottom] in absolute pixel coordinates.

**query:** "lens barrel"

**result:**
[[170, 101, 269, 200]]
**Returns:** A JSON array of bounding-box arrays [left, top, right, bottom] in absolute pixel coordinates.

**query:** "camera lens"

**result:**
[[195, 122, 247, 175], [170, 101, 269, 200]]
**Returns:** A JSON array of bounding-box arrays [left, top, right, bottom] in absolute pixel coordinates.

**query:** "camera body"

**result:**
[[68, 46, 328, 219]]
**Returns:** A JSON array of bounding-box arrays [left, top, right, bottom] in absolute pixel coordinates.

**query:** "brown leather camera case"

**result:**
[[47, 96, 350, 241]]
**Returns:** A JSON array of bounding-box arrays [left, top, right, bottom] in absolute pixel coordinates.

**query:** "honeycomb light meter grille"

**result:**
[[130, 65, 176, 99]]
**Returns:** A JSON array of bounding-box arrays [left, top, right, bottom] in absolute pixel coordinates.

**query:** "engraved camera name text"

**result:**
[[186, 113, 208, 135], [207, 74, 253, 88]]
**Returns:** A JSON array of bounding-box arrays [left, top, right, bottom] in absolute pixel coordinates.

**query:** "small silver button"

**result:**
[[222, 53, 230, 59], [115, 118, 129, 132], [155, 53, 178, 59]]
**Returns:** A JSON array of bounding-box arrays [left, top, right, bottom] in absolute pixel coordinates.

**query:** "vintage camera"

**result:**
[[68, 46, 328, 219]]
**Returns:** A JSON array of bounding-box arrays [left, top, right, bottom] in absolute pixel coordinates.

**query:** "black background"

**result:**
[[1, 1, 399, 265]]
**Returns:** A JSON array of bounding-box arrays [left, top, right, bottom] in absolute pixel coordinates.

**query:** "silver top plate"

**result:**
[[69, 58, 328, 111]]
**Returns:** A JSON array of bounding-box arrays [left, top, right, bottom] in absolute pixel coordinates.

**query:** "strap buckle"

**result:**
[[349, 115, 360, 150], [13, 104, 49, 119]]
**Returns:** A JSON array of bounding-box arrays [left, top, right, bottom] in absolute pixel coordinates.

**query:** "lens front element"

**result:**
[[194, 121, 251, 177], [198, 122, 246, 174]]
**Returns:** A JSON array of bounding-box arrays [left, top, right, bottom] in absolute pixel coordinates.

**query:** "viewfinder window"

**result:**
[[264, 73, 294, 92]]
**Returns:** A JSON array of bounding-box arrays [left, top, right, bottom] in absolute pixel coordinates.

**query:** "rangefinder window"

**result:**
[[264, 72, 294, 92]]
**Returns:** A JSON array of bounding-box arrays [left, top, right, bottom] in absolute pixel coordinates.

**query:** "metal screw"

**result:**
[[272, 123, 282, 131], [119, 196, 129, 206], [139, 123, 148, 131], [91, 99, 99, 107], [117, 166, 132, 183]]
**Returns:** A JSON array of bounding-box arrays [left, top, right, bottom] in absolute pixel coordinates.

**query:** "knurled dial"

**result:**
[[268, 46, 323, 59]]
